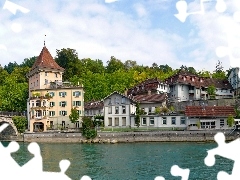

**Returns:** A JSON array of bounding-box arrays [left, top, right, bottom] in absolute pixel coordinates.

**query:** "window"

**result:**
[[73, 101, 81, 106], [171, 117, 176, 125], [220, 119, 224, 126], [50, 102, 55, 107], [73, 91, 81, 97], [122, 117, 126, 126], [45, 72, 48, 76], [108, 98, 111, 105], [59, 111, 67, 116], [42, 100, 46, 106], [149, 107, 152, 113], [55, 73, 58, 78], [122, 106, 126, 114], [142, 118, 146, 125], [180, 117, 185, 125], [115, 117, 119, 126], [36, 100, 41, 107], [115, 97, 119, 104], [162, 117, 167, 125], [45, 79, 48, 85], [150, 117, 154, 125], [37, 80, 38, 86], [43, 110, 46, 116], [108, 118, 112, 126], [49, 92, 55, 97], [108, 107, 112, 114], [35, 110, 41, 117], [49, 111, 55, 117], [121, 97, 126, 104], [59, 101, 67, 107], [181, 85, 184, 91], [59, 92, 67, 97], [50, 121, 53, 127], [32, 102, 34, 107], [77, 110, 81, 115], [115, 106, 119, 114]]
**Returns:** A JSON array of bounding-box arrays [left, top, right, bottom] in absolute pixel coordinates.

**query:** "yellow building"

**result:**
[[26, 45, 84, 132]]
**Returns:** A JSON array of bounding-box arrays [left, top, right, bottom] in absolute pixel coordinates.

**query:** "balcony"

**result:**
[[189, 90, 194, 93], [50, 81, 83, 89]]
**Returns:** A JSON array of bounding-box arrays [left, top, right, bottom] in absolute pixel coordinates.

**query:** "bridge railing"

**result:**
[[0, 111, 25, 117]]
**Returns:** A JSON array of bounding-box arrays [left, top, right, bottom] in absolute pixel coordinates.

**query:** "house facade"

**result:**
[[165, 70, 233, 102], [84, 100, 104, 118], [26, 45, 84, 132], [185, 106, 236, 130], [103, 91, 136, 127], [228, 67, 240, 96]]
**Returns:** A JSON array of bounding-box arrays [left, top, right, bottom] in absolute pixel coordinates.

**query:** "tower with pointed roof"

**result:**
[[26, 45, 84, 133]]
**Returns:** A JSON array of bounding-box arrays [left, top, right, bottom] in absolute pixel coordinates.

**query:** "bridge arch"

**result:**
[[0, 116, 18, 137]]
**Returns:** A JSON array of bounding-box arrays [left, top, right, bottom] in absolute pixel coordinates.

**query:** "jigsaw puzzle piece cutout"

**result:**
[[3, 0, 30, 14], [205, 132, 240, 179], [215, 0, 226, 13], [171, 165, 190, 180], [21, 142, 42, 173], [233, 11, 240, 22], [154, 176, 165, 180], [174, 0, 189, 23]]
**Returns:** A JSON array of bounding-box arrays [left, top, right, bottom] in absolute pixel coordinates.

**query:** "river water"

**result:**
[[5, 141, 233, 180]]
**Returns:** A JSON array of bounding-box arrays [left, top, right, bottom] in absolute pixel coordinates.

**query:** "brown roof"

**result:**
[[132, 93, 167, 103], [84, 100, 104, 110], [127, 78, 165, 95], [166, 70, 232, 89], [31, 46, 64, 71], [185, 106, 236, 117]]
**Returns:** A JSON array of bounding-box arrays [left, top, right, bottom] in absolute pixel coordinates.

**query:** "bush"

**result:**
[[82, 116, 97, 139]]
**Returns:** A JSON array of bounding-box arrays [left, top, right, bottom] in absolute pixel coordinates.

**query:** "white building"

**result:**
[[228, 67, 240, 96]]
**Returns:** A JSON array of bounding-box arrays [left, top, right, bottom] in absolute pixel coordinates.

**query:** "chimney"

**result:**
[[148, 90, 151, 95]]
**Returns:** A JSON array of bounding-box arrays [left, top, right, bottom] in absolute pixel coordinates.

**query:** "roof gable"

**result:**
[[30, 46, 64, 71]]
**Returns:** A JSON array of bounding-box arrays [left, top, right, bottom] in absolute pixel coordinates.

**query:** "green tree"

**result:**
[[69, 107, 79, 125], [55, 48, 81, 80], [227, 115, 235, 127], [135, 103, 141, 127], [4, 61, 18, 74], [12, 116, 28, 133], [82, 116, 97, 139], [106, 56, 125, 73], [20, 56, 37, 68], [207, 85, 216, 99], [155, 107, 161, 114]]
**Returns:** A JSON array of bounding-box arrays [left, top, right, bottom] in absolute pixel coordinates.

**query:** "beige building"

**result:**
[[26, 45, 84, 132]]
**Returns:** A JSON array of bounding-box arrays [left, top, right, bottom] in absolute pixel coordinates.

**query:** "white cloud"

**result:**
[[0, 0, 183, 70], [105, 0, 118, 3], [133, 3, 147, 18]]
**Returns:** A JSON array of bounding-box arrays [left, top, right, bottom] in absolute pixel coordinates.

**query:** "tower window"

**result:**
[[45, 72, 48, 76], [55, 73, 58, 78]]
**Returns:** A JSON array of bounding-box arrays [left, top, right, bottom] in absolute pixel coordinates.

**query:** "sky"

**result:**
[[0, 0, 240, 72]]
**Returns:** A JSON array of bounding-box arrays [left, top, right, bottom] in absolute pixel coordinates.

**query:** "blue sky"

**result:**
[[0, 0, 240, 72]]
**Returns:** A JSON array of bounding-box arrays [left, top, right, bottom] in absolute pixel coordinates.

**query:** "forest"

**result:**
[[0, 48, 228, 113]]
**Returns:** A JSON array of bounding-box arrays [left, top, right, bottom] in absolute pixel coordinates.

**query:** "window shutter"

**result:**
[[65, 101, 67, 106], [79, 101, 81, 106], [79, 110, 81, 114], [59, 102, 61, 106], [53, 102, 55, 106], [65, 92, 67, 96], [59, 111, 61, 115], [53, 111, 55, 116], [73, 101, 76, 106], [59, 92, 61, 96], [79, 91, 81, 96], [73, 92, 75, 96], [65, 111, 67, 115]]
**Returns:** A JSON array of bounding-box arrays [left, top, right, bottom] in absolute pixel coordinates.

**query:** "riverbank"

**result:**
[[3, 130, 240, 143]]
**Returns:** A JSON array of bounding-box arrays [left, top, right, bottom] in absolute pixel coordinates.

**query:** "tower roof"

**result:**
[[30, 46, 64, 71]]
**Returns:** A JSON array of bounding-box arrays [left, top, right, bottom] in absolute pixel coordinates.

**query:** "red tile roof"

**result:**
[[132, 93, 167, 103], [31, 46, 64, 71], [185, 106, 236, 117]]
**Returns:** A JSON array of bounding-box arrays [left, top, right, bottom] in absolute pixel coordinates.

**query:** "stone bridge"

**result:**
[[0, 116, 18, 138]]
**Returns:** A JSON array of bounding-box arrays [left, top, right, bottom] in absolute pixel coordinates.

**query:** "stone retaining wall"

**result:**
[[18, 130, 240, 143]]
